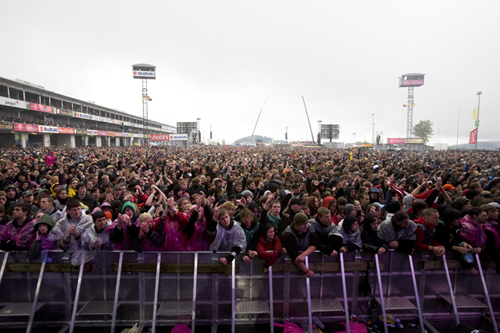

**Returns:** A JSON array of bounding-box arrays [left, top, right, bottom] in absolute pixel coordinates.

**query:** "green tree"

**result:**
[[413, 120, 434, 144]]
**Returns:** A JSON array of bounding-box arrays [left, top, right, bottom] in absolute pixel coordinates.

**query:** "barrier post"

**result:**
[[442, 254, 460, 327], [111, 252, 124, 333], [151, 252, 162, 333], [340, 252, 350, 333], [26, 260, 46, 333], [475, 253, 499, 333], [191, 252, 198, 333], [408, 254, 425, 333], [69, 261, 85, 333], [305, 256, 313, 333], [269, 265, 274, 333], [374, 254, 388, 333]]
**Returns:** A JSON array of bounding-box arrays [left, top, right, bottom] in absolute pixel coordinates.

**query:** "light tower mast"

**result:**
[[132, 63, 156, 143], [399, 73, 425, 138]]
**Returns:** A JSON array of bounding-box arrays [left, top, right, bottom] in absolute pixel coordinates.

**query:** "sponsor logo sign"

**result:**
[[58, 127, 75, 134], [0, 121, 13, 130], [150, 134, 169, 141], [75, 128, 87, 135], [405, 138, 424, 144], [38, 126, 58, 133], [169, 134, 188, 141], [75, 112, 90, 119], [14, 123, 39, 132], [29, 103, 52, 113], [98, 131, 107, 136], [387, 138, 406, 145], [107, 132, 116, 137], [115, 132, 124, 137], [87, 130, 98, 136], [0, 96, 27, 109], [132, 70, 156, 79]]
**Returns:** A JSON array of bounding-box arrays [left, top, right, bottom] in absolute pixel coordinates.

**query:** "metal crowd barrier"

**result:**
[[0, 249, 498, 332]]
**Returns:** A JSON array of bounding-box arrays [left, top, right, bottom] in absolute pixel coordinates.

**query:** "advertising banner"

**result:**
[[0, 121, 13, 130], [75, 128, 87, 135], [29, 103, 52, 113], [53, 108, 73, 116], [0, 96, 27, 109], [75, 112, 90, 119], [14, 123, 39, 132], [87, 130, 98, 136], [122, 133, 130, 137], [107, 132, 116, 137], [387, 138, 406, 145], [405, 138, 424, 144], [38, 126, 58, 133], [112, 119, 122, 125], [115, 132, 124, 137], [58, 127, 75, 134], [90, 115, 102, 121], [98, 131, 107, 136], [150, 134, 169, 141], [169, 134, 188, 141]]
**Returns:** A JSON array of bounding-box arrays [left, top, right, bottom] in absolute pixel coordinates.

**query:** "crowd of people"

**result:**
[[0, 145, 499, 275]]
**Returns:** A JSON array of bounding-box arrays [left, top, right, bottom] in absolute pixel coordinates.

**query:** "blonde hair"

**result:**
[[140, 213, 153, 222]]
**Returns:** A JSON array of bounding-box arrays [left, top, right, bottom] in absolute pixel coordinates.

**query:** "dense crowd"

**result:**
[[0, 145, 499, 275]]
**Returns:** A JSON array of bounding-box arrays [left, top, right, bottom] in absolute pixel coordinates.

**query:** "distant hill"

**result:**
[[447, 141, 500, 151], [233, 135, 287, 145]]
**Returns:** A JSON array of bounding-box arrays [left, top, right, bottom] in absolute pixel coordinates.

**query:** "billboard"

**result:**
[[14, 123, 39, 132], [387, 138, 406, 144], [29, 103, 52, 113], [58, 127, 75, 134], [38, 126, 59, 133], [399, 73, 425, 87], [132, 64, 156, 79], [0, 96, 27, 109]]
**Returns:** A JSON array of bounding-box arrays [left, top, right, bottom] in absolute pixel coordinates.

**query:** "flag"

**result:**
[[391, 182, 439, 209], [469, 128, 477, 144], [471, 106, 478, 120]]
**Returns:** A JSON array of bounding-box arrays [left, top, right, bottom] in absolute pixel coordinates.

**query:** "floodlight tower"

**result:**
[[399, 73, 425, 138], [132, 64, 156, 142]]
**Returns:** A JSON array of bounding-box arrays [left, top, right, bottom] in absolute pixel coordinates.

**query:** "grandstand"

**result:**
[[0, 77, 176, 148]]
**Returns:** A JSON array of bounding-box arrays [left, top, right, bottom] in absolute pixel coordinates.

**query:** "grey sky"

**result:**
[[1, 1, 498, 145]]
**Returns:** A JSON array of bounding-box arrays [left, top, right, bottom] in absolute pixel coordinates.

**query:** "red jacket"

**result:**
[[256, 235, 283, 267], [414, 216, 441, 251]]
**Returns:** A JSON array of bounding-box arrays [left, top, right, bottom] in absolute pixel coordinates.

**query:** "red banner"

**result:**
[[29, 103, 52, 113], [150, 134, 169, 141], [14, 123, 39, 132], [115, 132, 124, 137], [387, 138, 405, 144], [98, 131, 107, 136], [469, 128, 477, 144], [58, 127, 75, 134]]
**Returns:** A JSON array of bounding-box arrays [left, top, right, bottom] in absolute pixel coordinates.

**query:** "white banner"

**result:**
[[0, 96, 27, 109]]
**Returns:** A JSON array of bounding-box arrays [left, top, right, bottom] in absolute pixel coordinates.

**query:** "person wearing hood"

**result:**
[[359, 213, 387, 255], [0, 203, 36, 251], [27, 214, 57, 261], [452, 197, 472, 217], [207, 206, 247, 266], [321, 196, 341, 225], [5, 184, 19, 216], [369, 187, 381, 204], [309, 207, 337, 256], [281, 212, 318, 278], [377, 210, 416, 254], [329, 215, 362, 253], [48, 199, 93, 252], [414, 208, 446, 256], [108, 201, 141, 250], [344, 185, 357, 204]]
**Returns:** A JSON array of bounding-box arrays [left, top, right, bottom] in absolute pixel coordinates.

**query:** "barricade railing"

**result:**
[[0, 249, 498, 332]]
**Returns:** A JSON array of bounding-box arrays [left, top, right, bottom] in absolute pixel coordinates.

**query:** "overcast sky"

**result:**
[[1, 1, 499, 145]]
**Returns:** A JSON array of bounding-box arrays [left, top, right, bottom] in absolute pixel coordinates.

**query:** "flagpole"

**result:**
[[456, 108, 459, 149], [475, 91, 482, 150]]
